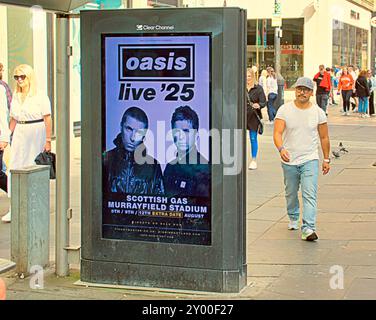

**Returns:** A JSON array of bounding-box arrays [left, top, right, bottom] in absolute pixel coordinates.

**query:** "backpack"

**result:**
[[0, 80, 12, 110]]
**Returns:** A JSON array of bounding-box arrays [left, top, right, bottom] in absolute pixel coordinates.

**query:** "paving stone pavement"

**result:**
[[0, 101, 375, 300]]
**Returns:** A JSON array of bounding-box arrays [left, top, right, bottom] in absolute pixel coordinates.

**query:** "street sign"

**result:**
[[274, 0, 281, 16], [272, 16, 282, 27]]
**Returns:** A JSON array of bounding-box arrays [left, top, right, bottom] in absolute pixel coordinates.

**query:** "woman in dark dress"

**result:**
[[355, 70, 370, 118], [247, 68, 266, 170]]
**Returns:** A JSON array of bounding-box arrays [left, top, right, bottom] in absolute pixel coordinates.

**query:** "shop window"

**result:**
[[247, 18, 304, 89], [332, 19, 368, 70]]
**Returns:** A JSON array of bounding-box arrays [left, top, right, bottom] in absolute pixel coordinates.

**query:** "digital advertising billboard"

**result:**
[[101, 33, 212, 245]]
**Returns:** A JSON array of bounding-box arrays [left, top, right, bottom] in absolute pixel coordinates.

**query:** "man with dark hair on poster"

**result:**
[[103, 106, 164, 195], [164, 105, 210, 197]]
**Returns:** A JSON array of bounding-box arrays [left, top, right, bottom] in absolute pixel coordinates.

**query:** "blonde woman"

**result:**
[[247, 68, 266, 170], [1, 64, 52, 223], [258, 69, 268, 96]]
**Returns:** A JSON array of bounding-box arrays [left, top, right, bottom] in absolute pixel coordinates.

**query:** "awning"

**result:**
[[0, 0, 91, 12]]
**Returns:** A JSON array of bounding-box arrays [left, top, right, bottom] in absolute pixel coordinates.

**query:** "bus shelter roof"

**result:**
[[0, 0, 90, 12]]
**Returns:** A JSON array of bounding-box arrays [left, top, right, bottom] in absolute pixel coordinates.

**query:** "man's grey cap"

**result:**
[[293, 77, 314, 90]]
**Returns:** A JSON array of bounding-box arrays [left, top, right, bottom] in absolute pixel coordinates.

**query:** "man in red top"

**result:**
[[313, 65, 331, 115]]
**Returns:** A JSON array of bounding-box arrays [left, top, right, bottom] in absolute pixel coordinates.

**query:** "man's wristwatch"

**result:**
[[323, 158, 331, 163], [278, 146, 285, 152]]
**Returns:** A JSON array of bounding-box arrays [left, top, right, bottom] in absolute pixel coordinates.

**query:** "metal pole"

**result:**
[[372, 12, 376, 71], [55, 14, 70, 277], [274, 27, 281, 75], [256, 19, 259, 70], [125, 0, 133, 8], [46, 13, 55, 136]]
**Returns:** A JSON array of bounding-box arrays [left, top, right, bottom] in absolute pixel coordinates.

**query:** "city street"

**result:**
[[0, 101, 375, 300]]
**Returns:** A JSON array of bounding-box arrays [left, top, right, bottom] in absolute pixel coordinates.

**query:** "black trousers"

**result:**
[[341, 90, 352, 112], [369, 92, 375, 115], [0, 150, 7, 193]]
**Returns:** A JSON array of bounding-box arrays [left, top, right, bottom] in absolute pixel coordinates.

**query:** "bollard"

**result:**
[[10, 165, 50, 275]]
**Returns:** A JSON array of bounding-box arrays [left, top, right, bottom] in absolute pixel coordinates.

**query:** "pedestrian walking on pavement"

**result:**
[[329, 68, 337, 105], [0, 63, 11, 221], [313, 65, 331, 115], [367, 70, 376, 117], [266, 67, 278, 123], [258, 69, 268, 96], [355, 70, 370, 118], [2, 64, 52, 223], [348, 65, 358, 112], [273, 77, 331, 241], [247, 67, 266, 170], [338, 67, 354, 116]]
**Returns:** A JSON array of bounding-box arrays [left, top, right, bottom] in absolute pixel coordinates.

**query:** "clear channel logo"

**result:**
[[136, 24, 175, 31]]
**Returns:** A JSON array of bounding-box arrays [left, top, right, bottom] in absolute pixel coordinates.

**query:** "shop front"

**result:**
[[247, 18, 304, 89], [332, 19, 369, 69], [243, 0, 373, 89]]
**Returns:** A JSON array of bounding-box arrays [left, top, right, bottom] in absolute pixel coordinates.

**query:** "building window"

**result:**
[[332, 20, 368, 69], [247, 18, 304, 89]]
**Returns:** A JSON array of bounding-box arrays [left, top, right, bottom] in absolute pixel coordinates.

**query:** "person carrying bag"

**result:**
[[246, 68, 266, 170], [247, 93, 264, 135]]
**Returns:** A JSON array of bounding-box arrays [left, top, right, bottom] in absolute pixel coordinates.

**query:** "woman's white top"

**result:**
[[8, 92, 51, 196], [266, 76, 278, 95], [259, 75, 268, 95], [10, 92, 51, 121]]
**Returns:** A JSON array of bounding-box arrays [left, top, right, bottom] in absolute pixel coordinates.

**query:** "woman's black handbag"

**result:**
[[246, 92, 264, 135], [35, 151, 56, 179], [255, 112, 264, 135]]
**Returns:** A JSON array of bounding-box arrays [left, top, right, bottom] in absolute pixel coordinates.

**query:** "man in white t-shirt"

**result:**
[[273, 77, 331, 241]]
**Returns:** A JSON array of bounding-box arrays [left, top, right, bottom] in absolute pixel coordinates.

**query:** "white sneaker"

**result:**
[[288, 220, 299, 230], [346, 112, 350, 116], [301, 228, 319, 241], [365, 114, 370, 118], [1, 211, 11, 223], [248, 160, 257, 170]]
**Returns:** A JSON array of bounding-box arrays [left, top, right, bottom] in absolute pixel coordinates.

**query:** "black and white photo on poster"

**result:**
[[102, 33, 212, 245]]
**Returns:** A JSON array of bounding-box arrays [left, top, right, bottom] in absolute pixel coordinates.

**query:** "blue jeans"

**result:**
[[282, 160, 319, 232], [316, 93, 329, 113], [249, 130, 258, 159], [267, 93, 277, 121], [358, 97, 369, 114]]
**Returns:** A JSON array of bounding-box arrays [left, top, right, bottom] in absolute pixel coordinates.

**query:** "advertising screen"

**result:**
[[102, 33, 212, 245]]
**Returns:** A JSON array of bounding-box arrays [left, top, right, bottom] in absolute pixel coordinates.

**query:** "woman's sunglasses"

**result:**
[[14, 75, 26, 81]]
